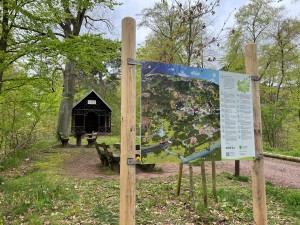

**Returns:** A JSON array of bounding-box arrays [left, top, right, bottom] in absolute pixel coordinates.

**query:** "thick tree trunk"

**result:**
[[0, 0, 9, 94], [56, 60, 76, 136]]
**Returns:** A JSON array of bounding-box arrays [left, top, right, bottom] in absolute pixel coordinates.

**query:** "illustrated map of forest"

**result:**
[[140, 61, 221, 164]]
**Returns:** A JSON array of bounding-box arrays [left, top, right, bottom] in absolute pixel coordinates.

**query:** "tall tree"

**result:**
[[30, 0, 121, 137], [221, 0, 300, 149], [260, 18, 300, 148], [138, 1, 184, 64], [0, 0, 48, 94], [220, 28, 245, 73], [138, 0, 222, 68], [235, 0, 282, 43]]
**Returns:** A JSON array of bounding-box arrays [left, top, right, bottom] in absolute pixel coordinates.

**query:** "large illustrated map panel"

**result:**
[[141, 61, 221, 164]]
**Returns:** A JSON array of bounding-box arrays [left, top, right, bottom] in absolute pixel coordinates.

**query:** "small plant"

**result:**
[[235, 175, 249, 182]]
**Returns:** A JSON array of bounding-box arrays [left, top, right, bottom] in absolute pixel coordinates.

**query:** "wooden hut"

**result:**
[[72, 90, 112, 136]]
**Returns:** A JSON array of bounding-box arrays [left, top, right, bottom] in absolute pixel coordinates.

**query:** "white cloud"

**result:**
[[178, 70, 188, 77], [190, 70, 200, 76]]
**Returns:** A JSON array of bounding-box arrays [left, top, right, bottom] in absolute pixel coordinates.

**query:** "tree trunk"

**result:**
[[56, 60, 76, 136], [0, 0, 9, 94], [0, 70, 3, 94]]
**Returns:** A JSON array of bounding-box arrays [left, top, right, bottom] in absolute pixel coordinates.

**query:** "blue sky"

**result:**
[[142, 61, 220, 85]]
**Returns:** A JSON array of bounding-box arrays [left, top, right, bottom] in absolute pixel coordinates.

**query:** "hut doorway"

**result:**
[[85, 112, 98, 133]]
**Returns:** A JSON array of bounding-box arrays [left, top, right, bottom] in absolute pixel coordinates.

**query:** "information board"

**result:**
[[220, 71, 255, 160], [140, 61, 255, 164]]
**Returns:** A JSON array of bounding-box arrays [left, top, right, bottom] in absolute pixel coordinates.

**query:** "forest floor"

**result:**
[[63, 145, 300, 189]]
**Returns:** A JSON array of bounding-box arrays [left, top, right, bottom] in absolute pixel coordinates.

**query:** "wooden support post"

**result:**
[[76, 134, 81, 147], [234, 160, 240, 176], [200, 160, 208, 208], [245, 43, 267, 225], [211, 159, 217, 200], [176, 163, 183, 196], [120, 17, 136, 225], [189, 163, 194, 200]]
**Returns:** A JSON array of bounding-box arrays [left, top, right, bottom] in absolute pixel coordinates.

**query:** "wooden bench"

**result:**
[[86, 132, 98, 147], [95, 143, 155, 172], [95, 143, 120, 172], [57, 132, 69, 147], [95, 143, 109, 166]]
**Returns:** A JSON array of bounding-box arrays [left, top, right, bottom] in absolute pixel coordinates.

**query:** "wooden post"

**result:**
[[120, 17, 136, 225], [234, 160, 240, 176], [211, 159, 217, 200], [176, 163, 183, 196], [245, 43, 267, 225], [200, 160, 208, 208], [76, 134, 82, 147], [188, 163, 194, 200]]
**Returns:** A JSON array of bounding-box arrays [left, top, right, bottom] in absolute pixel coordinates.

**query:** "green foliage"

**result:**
[[36, 35, 120, 75], [235, 0, 282, 43], [0, 67, 61, 151], [138, 0, 221, 67], [261, 98, 289, 148], [220, 28, 245, 73], [221, 0, 300, 152]]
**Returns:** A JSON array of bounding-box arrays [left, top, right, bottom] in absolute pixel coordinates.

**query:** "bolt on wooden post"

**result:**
[[120, 17, 136, 225]]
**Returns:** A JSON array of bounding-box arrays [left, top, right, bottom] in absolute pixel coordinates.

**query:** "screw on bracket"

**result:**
[[127, 58, 141, 66], [251, 76, 260, 81], [255, 154, 264, 160], [127, 158, 141, 165]]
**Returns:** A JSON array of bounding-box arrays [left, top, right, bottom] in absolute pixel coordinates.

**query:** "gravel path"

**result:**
[[63, 148, 300, 189]]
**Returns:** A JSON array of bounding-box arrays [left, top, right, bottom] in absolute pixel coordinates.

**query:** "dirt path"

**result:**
[[63, 147, 300, 189]]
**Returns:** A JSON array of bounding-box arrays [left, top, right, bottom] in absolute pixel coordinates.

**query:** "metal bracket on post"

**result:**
[[127, 158, 141, 165], [255, 154, 264, 160], [127, 58, 141, 66], [251, 76, 260, 81]]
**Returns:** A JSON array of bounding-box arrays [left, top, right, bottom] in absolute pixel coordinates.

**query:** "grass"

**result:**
[[264, 145, 300, 157], [0, 137, 299, 224], [0, 139, 53, 172]]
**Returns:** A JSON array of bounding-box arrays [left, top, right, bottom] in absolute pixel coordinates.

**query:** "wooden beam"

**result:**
[[263, 152, 300, 163], [245, 43, 267, 225], [120, 17, 136, 225]]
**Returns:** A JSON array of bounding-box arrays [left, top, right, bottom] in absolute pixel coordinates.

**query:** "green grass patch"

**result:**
[[0, 139, 55, 172], [264, 145, 300, 157], [223, 172, 250, 182], [266, 183, 300, 217]]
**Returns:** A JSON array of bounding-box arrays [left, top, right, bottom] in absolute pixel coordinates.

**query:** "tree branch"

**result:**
[[12, 25, 65, 38]]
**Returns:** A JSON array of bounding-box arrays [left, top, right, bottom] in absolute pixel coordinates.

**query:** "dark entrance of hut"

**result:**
[[71, 90, 112, 146], [85, 112, 98, 133]]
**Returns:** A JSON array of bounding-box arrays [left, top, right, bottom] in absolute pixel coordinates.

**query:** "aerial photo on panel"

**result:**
[[140, 61, 221, 164]]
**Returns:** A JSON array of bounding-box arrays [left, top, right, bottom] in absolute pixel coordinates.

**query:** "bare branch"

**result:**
[[84, 15, 113, 32]]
